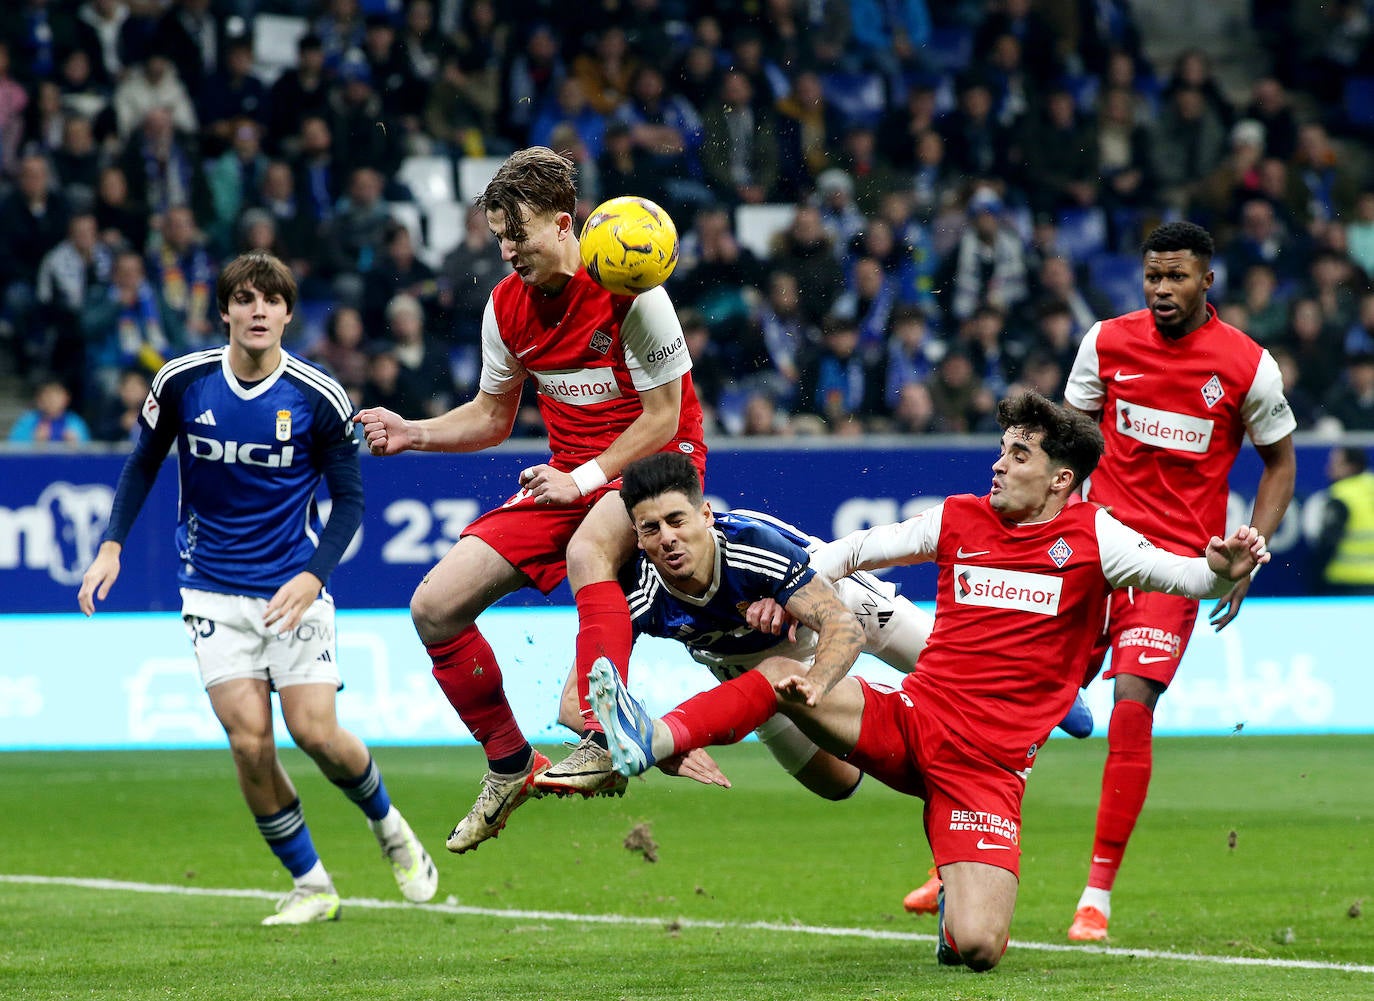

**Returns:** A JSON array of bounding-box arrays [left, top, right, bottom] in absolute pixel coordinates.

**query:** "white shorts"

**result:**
[[180, 588, 341, 691]]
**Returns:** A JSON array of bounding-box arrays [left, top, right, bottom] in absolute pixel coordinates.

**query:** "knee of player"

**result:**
[[226, 731, 277, 770], [409, 586, 453, 640], [945, 921, 1009, 972]]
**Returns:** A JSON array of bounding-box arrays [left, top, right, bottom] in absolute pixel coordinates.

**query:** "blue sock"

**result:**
[[332, 756, 392, 822], [255, 799, 319, 879]]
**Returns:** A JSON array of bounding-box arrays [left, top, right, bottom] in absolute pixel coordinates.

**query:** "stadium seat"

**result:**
[[251, 14, 309, 84], [1055, 206, 1108, 262], [388, 201, 426, 252], [1086, 253, 1141, 314], [425, 201, 465, 262], [397, 155, 456, 208], [458, 155, 504, 203], [734, 203, 795, 259], [1343, 76, 1374, 134]]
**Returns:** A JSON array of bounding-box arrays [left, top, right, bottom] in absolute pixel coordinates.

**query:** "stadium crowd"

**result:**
[[2, 0, 1374, 442]]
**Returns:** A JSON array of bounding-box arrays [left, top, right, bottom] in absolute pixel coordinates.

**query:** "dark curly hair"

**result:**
[[1141, 221, 1214, 262], [996, 391, 1104, 491]]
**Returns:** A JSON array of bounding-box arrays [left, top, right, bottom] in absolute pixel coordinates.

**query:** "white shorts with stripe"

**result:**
[[180, 587, 341, 691]]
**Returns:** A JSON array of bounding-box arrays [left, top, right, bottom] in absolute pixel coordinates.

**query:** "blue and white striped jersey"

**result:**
[[128, 347, 359, 598], [620, 511, 816, 659]]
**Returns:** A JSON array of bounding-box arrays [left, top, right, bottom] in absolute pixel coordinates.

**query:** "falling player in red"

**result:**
[[589, 391, 1272, 972], [1061, 221, 1297, 942], [354, 147, 705, 853]]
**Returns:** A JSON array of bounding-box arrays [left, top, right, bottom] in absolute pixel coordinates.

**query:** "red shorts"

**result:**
[[461, 482, 619, 594], [1086, 587, 1199, 688], [847, 680, 1026, 877]]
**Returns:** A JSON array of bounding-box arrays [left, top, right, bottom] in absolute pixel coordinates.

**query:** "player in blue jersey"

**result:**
[[77, 251, 438, 925]]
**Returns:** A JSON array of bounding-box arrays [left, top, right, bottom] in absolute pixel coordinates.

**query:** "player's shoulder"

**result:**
[[1098, 308, 1154, 339], [716, 516, 807, 578], [151, 346, 225, 396], [720, 509, 813, 548], [282, 352, 353, 421]]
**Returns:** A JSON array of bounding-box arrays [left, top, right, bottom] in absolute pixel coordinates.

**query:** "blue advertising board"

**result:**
[[0, 437, 1346, 614]]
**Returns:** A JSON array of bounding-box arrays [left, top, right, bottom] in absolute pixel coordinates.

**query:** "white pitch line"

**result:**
[[3, 873, 1371, 976]]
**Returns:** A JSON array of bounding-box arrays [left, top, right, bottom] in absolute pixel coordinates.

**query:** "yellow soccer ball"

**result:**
[[579, 195, 679, 295]]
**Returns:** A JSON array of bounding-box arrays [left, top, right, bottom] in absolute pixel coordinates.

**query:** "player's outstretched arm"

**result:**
[[355, 389, 520, 456], [78, 541, 123, 616], [1209, 436, 1295, 631], [780, 577, 863, 699]]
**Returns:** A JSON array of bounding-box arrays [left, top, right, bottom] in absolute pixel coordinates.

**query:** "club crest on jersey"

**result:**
[[589, 329, 613, 355], [1201, 374, 1224, 408], [1048, 537, 1072, 568], [275, 409, 292, 441]]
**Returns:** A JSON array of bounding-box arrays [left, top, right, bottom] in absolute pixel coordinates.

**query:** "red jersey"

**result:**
[[480, 269, 706, 472], [812, 495, 1233, 774], [1064, 305, 1295, 555]]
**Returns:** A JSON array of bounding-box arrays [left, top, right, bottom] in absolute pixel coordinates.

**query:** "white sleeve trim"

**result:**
[[620, 286, 691, 392], [1095, 508, 1229, 598], [1063, 321, 1105, 412], [809, 505, 944, 582], [477, 295, 524, 397], [1241, 349, 1299, 447]]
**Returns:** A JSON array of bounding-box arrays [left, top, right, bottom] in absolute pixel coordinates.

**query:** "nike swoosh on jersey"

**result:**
[[515, 344, 539, 358], [975, 838, 1013, 851], [956, 547, 991, 558], [1137, 653, 1172, 664], [1113, 371, 1145, 381]]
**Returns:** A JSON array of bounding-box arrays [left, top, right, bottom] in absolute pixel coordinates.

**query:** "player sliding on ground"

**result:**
[[590, 391, 1270, 972]]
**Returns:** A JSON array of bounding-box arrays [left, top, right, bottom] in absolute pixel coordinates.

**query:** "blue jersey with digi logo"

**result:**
[[620, 511, 816, 659], [128, 347, 358, 598]]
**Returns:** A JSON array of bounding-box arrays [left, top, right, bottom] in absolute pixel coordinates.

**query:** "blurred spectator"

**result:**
[[748, 269, 817, 406], [313, 0, 365, 71], [197, 36, 266, 156], [830, 255, 896, 357], [1347, 190, 1374, 279], [674, 204, 768, 349], [361, 344, 407, 413], [573, 25, 637, 117], [889, 380, 936, 434], [146, 205, 214, 346], [1010, 348, 1067, 399], [1224, 197, 1307, 287], [362, 13, 426, 133], [78, 0, 130, 83], [910, 129, 963, 224], [1230, 263, 1290, 346], [321, 166, 390, 297], [1270, 344, 1320, 430], [0, 155, 71, 368], [794, 314, 882, 428], [1161, 48, 1233, 131], [700, 71, 779, 205], [0, 43, 28, 176], [814, 168, 868, 257], [1024, 296, 1081, 375], [51, 115, 102, 210], [876, 191, 939, 314], [308, 306, 368, 395], [384, 293, 451, 418], [80, 249, 181, 401], [671, 41, 720, 114], [615, 64, 711, 215], [769, 202, 846, 326], [92, 164, 146, 251], [450, 0, 506, 136], [499, 22, 566, 147], [679, 307, 726, 423], [291, 116, 340, 226], [1241, 77, 1298, 162], [1349, 290, 1374, 358], [1305, 249, 1361, 334], [1193, 118, 1266, 230], [1151, 85, 1226, 213], [362, 221, 438, 334], [152, 0, 220, 101], [398, 0, 449, 89], [1093, 85, 1156, 234], [954, 303, 1017, 396], [1323, 354, 1374, 431], [33, 211, 112, 388], [531, 78, 607, 161], [436, 202, 506, 345], [948, 187, 1029, 323], [112, 54, 197, 140], [1289, 0, 1370, 105], [1292, 123, 1362, 227], [597, 122, 661, 208], [979, 31, 1036, 130], [848, 0, 931, 102], [1281, 296, 1345, 403], [257, 160, 322, 283], [836, 124, 909, 217], [740, 390, 792, 437], [0, 0, 90, 85], [925, 346, 995, 432], [7, 379, 91, 445], [57, 45, 112, 126], [328, 55, 401, 179], [424, 51, 491, 158], [1311, 446, 1374, 594], [1077, 3, 1145, 78], [939, 73, 1014, 180], [877, 80, 938, 170], [265, 33, 330, 155], [204, 118, 268, 253], [90, 366, 149, 444], [973, 0, 1062, 88], [1027, 255, 1114, 338], [881, 304, 938, 413], [117, 106, 210, 230], [22, 80, 66, 158], [1022, 86, 1098, 217]]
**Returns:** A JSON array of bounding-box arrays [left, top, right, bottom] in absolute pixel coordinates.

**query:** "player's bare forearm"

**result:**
[[592, 379, 682, 478], [784, 578, 863, 696], [357, 390, 518, 455], [1251, 437, 1297, 539]]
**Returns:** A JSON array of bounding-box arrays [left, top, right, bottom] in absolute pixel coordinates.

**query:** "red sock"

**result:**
[[1088, 699, 1154, 890], [661, 670, 778, 753], [573, 580, 633, 734], [428, 626, 526, 762]]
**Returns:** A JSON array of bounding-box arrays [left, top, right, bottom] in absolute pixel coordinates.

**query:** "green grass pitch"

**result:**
[[2, 735, 1370, 1000]]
